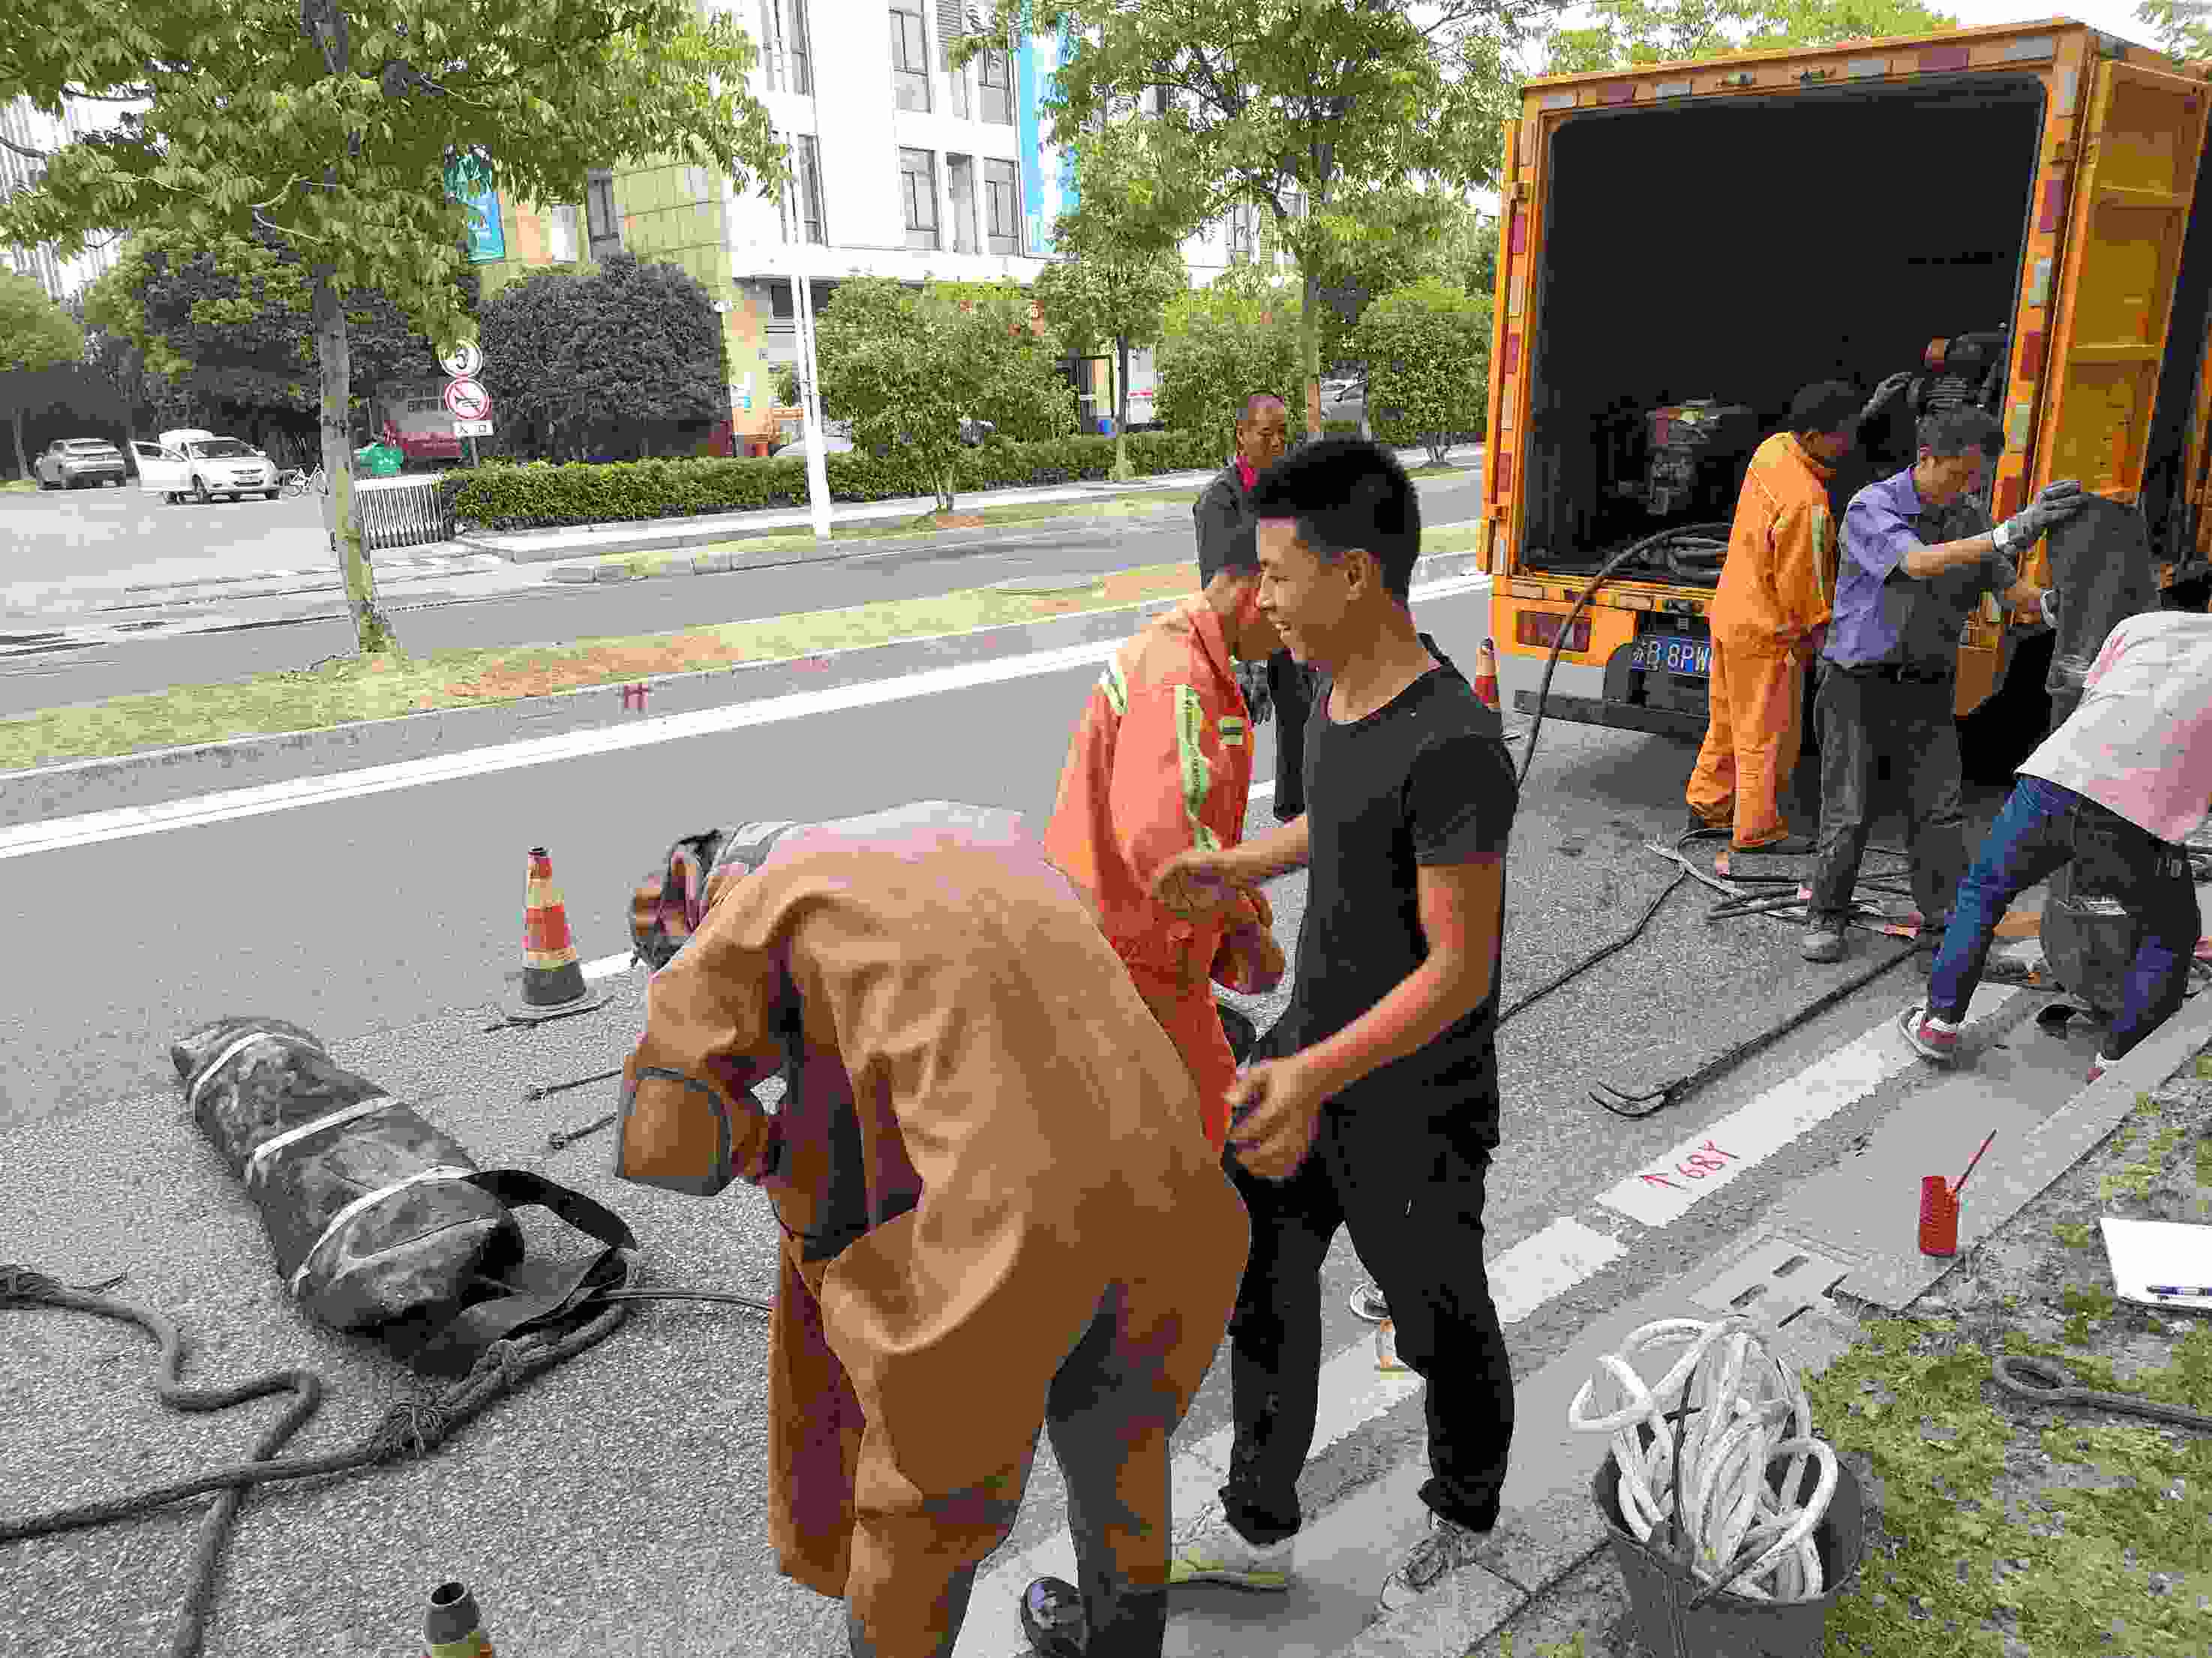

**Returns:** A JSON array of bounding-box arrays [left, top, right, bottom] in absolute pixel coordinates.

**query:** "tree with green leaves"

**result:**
[[814, 276, 1076, 512], [82, 228, 478, 434], [1034, 130, 1189, 481], [0, 269, 85, 481], [1538, 0, 1961, 73], [1153, 265, 1303, 455], [2133, 0, 2212, 61], [1351, 278, 1491, 466], [1, 0, 784, 655], [953, 0, 1541, 439], [71, 284, 172, 448], [479, 252, 728, 461]]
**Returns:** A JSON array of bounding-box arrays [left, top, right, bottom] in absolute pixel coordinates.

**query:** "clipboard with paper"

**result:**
[[2099, 1217, 2212, 1312]]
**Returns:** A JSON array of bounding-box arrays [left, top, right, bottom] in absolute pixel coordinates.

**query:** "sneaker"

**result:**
[[1349, 1282, 1391, 1323], [2086, 1053, 2115, 1084], [1801, 923, 1847, 963], [1898, 1005, 1961, 1064], [1168, 1521, 1293, 1591], [1376, 1510, 1496, 1615]]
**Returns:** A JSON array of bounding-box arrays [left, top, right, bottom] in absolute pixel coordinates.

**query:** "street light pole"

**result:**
[[782, 127, 833, 546]]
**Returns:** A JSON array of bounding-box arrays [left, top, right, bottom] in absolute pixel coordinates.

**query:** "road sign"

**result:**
[[440, 340, 484, 379], [452, 418, 494, 438], [443, 378, 492, 421]]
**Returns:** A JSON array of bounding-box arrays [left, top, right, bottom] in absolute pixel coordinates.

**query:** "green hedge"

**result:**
[[441, 428, 1228, 532]]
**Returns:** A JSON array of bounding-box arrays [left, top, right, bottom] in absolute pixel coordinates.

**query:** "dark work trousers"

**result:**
[[1268, 651, 1317, 820], [1927, 777, 2201, 1060], [846, 1286, 1171, 1658], [1808, 664, 1969, 930], [1215, 1062, 1514, 1544]]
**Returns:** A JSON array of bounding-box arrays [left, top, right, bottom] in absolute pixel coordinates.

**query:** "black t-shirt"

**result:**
[[1287, 638, 1518, 1133]]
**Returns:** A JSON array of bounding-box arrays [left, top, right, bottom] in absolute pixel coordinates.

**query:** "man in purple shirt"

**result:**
[[1802, 407, 2084, 963]]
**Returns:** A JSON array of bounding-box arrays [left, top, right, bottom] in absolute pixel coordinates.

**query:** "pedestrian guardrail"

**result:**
[[354, 475, 454, 553]]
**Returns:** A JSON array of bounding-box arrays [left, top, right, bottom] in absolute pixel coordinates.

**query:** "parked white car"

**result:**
[[133, 429, 282, 503]]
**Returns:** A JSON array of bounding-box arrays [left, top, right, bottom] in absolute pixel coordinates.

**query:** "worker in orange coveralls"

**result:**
[[611, 803, 1249, 1658], [1043, 526, 1292, 1155], [1685, 378, 1907, 853]]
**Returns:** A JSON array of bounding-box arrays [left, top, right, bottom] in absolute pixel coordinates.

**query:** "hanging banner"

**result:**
[[443, 153, 507, 264], [1016, 22, 1051, 257]]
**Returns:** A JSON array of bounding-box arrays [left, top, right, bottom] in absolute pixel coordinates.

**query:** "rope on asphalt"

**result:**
[[1568, 1315, 1838, 1610]]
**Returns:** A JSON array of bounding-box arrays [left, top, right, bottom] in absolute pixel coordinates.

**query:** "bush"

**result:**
[[442, 428, 1227, 532], [1351, 280, 1490, 465]]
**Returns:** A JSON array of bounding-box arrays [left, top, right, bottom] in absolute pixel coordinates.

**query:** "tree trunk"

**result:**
[[1110, 333, 1134, 481], [1300, 261, 1323, 439], [314, 263, 395, 655], [9, 403, 26, 482]]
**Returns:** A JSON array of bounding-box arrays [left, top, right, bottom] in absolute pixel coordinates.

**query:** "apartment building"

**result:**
[[0, 95, 129, 301]]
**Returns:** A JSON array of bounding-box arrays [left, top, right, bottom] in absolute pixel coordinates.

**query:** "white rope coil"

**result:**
[[1568, 1314, 1838, 1604]]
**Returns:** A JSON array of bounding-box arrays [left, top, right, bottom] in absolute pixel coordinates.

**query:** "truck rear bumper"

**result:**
[[1511, 686, 1707, 742]]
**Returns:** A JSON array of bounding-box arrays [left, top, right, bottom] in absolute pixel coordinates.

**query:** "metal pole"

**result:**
[[782, 126, 833, 547]]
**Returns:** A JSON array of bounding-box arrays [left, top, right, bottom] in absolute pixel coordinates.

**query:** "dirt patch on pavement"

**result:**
[[1481, 1048, 2212, 1658]]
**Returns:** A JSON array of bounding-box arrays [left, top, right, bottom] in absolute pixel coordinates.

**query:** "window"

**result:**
[[899, 147, 939, 250], [759, 0, 782, 90], [979, 48, 1013, 124], [585, 169, 622, 257], [983, 158, 1019, 256], [890, 5, 931, 112], [1224, 202, 1259, 260], [938, 0, 971, 119], [769, 280, 795, 319], [545, 203, 580, 262], [794, 133, 827, 243], [788, 0, 814, 93], [947, 154, 978, 253]]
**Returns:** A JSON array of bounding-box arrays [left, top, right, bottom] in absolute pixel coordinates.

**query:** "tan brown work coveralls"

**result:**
[[611, 801, 1249, 1658]]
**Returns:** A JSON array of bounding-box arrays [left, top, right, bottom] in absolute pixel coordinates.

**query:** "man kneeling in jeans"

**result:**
[[1900, 607, 2212, 1078]]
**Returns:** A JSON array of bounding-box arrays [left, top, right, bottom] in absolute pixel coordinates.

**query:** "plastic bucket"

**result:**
[[1590, 1432, 1866, 1658]]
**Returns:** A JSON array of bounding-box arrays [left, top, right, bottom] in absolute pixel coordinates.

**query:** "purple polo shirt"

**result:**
[[1823, 466, 2018, 674]]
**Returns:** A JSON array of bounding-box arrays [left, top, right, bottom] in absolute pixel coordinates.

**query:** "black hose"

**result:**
[[1517, 523, 1735, 787]]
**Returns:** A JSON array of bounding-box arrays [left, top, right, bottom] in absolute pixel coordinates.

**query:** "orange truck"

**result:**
[[1478, 17, 2212, 764]]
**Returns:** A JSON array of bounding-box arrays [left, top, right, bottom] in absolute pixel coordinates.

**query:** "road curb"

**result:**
[[0, 550, 1490, 826], [1313, 987, 2212, 1658]]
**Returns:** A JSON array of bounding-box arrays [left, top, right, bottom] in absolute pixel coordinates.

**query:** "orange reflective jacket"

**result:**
[[1042, 595, 1279, 990], [1710, 432, 1839, 650]]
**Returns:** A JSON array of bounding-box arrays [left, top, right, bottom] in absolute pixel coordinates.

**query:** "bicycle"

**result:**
[[278, 465, 329, 499]]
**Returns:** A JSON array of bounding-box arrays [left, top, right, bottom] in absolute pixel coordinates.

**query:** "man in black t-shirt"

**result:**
[[1151, 436, 1518, 1620]]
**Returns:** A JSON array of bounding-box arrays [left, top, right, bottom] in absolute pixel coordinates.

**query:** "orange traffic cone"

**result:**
[[422, 1580, 495, 1657], [507, 847, 610, 1024], [1473, 637, 1501, 712]]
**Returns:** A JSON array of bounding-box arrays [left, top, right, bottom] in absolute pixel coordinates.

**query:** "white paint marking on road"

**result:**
[[580, 952, 635, 982], [1595, 982, 2021, 1228], [953, 1210, 1623, 1658], [0, 572, 1491, 863]]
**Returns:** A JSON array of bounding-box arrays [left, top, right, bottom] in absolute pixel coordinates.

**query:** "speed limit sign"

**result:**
[[439, 340, 485, 379]]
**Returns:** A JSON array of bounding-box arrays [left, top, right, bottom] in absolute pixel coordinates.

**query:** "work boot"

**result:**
[[1169, 1521, 1294, 1591], [1801, 920, 1847, 963], [1682, 809, 1728, 841], [1734, 835, 1818, 856]]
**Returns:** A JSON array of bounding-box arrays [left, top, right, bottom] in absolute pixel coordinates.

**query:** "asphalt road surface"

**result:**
[[0, 577, 2024, 1657], [1, 475, 329, 592], [0, 480, 1487, 718]]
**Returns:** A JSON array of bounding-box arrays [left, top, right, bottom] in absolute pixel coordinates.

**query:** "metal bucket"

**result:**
[[1591, 1432, 1866, 1658], [2040, 859, 2144, 1021]]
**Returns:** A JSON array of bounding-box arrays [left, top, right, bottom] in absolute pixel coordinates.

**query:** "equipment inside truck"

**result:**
[[1521, 77, 2051, 575]]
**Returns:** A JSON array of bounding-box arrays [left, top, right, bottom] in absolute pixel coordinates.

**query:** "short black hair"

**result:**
[[1918, 405, 2003, 461], [1790, 380, 1862, 436], [1247, 436, 1421, 602]]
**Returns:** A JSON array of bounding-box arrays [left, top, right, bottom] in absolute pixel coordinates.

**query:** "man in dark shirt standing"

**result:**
[[1195, 393, 1310, 819], [1152, 436, 1518, 1618], [1803, 406, 2079, 963]]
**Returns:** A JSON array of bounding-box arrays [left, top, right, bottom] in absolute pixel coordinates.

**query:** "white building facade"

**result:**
[[0, 96, 130, 301]]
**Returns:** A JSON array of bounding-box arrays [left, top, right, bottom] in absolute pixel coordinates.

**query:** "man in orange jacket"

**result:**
[[1686, 379, 1900, 853], [1043, 527, 1290, 1155]]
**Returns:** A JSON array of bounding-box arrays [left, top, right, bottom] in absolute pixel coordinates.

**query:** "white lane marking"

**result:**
[[0, 573, 1490, 862], [1595, 982, 2021, 1228], [581, 952, 635, 982], [953, 1212, 1623, 1658]]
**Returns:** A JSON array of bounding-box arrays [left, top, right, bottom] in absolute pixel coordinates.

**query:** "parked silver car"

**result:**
[[35, 438, 129, 489]]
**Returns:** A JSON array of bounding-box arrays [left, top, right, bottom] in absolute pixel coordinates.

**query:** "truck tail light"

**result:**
[[1515, 610, 1592, 654]]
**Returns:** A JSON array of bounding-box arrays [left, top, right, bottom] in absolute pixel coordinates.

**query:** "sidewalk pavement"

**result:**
[[2, 445, 1484, 629]]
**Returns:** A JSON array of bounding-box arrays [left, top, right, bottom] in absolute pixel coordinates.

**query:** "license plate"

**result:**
[[1629, 637, 1712, 677]]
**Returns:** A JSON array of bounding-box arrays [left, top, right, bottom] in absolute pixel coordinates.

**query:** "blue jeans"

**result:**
[[1928, 776, 2199, 1058]]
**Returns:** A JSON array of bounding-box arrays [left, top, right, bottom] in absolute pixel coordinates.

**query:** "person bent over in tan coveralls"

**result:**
[[611, 801, 1249, 1658]]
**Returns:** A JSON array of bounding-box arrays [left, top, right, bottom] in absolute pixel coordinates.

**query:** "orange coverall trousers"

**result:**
[[1686, 638, 1805, 848]]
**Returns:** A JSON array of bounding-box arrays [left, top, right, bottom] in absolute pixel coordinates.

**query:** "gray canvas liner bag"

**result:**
[[174, 1016, 635, 1375], [2042, 493, 2159, 723]]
